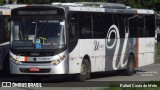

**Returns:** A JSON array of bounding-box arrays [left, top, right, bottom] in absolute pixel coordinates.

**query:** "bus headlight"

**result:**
[[51, 55, 66, 65], [10, 56, 21, 64]]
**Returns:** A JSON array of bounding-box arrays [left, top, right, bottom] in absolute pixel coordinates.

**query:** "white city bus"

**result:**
[[9, 3, 157, 81]]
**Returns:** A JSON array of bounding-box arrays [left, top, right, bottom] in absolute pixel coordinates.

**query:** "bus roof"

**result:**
[[10, 3, 155, 15], [51, 2, 155, 15], [52, 2, 127, 9]]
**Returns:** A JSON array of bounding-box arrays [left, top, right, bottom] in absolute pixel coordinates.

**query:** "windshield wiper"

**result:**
[[19, 31, 23, 40]]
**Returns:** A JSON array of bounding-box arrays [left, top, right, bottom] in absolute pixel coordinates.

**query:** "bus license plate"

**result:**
[[29, 67, 40, 72]]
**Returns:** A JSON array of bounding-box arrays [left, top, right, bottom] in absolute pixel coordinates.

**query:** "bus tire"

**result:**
[[76, 60, 90, 82], [124, 55, 135, 76]]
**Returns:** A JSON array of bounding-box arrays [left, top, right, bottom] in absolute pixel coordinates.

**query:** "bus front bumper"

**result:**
[[10, 60, 68, 75]]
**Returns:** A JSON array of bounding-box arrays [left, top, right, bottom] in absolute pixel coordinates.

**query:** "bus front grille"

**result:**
[[21, 61, 51, 64]]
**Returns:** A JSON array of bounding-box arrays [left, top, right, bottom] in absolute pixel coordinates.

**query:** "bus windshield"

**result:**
[[10, 18, 66, 49]]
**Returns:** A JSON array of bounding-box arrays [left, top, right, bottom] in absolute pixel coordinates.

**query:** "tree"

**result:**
[[0, 0, 5, 5]]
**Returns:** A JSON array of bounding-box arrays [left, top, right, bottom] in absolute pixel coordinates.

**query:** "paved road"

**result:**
[[0, 64, 160, 89], [89, 64, 160, 81], [0, 64, 160, 82], [0, 87, 100, 90]]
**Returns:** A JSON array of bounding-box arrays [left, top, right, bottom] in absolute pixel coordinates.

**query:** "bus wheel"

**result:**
[[124, 55, 135, 76], [76, 60, 90, 82], [30, 76, 43, 82]]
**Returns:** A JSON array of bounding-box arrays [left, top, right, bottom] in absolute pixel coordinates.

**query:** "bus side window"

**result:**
[[129, 15, 146, 38], [68, 23, 79, 52], [117, 14, 125, 38], [68, 13, 79, 41], [69, 24, 78, 41], [137, 16, 146, 37], [129, 17, 137, 38], [79, 13, 92, 39], [93, 13, 111, 38], [104, 13, 114, 39], [145, 15, 155, 37]]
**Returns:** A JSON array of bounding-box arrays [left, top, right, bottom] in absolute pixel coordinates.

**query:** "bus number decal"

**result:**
[[94, 41, 100, 51]]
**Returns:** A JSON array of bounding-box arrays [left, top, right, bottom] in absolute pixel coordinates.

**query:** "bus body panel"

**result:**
[[69, 39, 106, 74], [68, 38, 135, 73], [79, 39, 95, 72], [146, 38, 155, 65], [137, 38, 147, 67], [68, 39, 81, 74], [93, 39, 105, 71], [79, 39, 105, 72], [105, 38, 134, 71], [137, 38, 155, 67]]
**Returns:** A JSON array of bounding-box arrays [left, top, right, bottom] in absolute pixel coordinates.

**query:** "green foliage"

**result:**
[[0, 0, 5, 5]]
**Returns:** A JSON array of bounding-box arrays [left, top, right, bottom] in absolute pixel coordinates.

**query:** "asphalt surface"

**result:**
[[89, 64, 160, 81], [0, 64, 160, 89]]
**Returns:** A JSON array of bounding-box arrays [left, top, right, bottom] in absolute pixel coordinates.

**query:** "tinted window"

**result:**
[[93, 13, 113, 38], [145, 15, 155, 37], [68, 13, 79, 52], [69, 24, 78, 41], [129, 15, 146, 38], [117, 14, 125, 38], [68, 13, 79, 41], [78, 13, 92, 39]]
